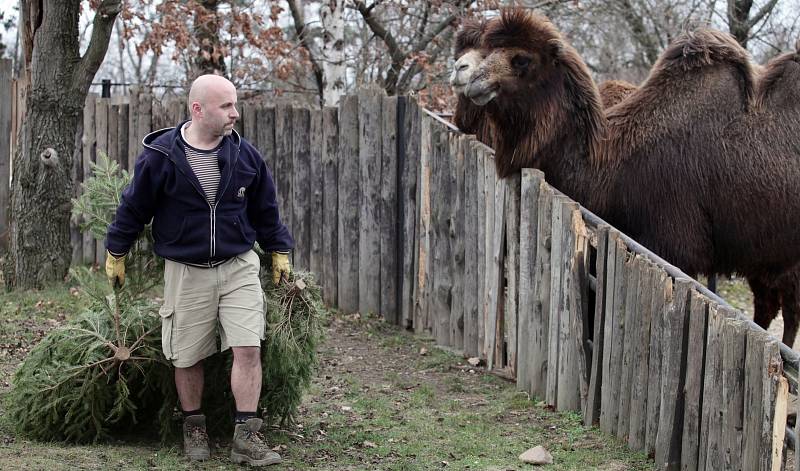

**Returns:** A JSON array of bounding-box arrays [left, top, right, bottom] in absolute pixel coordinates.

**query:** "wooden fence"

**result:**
[[1, 69, 798, 469]]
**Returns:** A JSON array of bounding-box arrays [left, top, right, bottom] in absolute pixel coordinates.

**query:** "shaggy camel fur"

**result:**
[[598, 80, 638, 108], [463, 9, 800, 345]]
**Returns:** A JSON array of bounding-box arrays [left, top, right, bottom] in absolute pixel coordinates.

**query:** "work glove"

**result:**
[[272, 252, 291, 284], [105, 250, 126, 288]]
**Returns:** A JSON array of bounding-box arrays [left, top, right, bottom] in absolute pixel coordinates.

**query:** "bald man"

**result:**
[[104, 74, 292, 466]]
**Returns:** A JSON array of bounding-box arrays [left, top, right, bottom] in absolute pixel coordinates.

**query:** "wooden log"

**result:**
[[488, 167, 506, 367], [380, 96, 398, 324], [358, 91, 382, 316], [699, 303, 724, 471], [720, 315, 746, 471], [682, 290, 709, 471], [742, 329, 768, 470], [759, 340, 788, 471], [292, 107, 311, 271], [617, 252, 641, 439], [556, 198, 581, 412], [534, 182, 554, 402], [447, 136, 466, 348], [399, 97, 420, 329], [82, 94, 97, 264], [0, 60, 10, 252], [599, 231, 622, 433], [430, 125, 451, 344], [322, 107, 339, 307], [572, 207, 591, 415], [462, 140, 480, 358], [337, 96, 359, 313], [257, 107, 276, 175], [585, 224, 610, 426], [117, 104, 129, 172], [504, 172, 520, 374], [517, 169, 544, 396], [546, 194, 566, 407], [413, 115, 432, 335], [309, 109, 324, 279], [645, 266, 670, 456], [475, 147, 487, 358], [656, 279, 692, 470], [275, 105, 293, 242]]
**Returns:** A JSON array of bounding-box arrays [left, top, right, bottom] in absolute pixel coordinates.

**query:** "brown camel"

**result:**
[[463, 9, 800, 345], [598, 79, 638, 108]]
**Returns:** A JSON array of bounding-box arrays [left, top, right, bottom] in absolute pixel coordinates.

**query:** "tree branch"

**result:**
[[287, 0, 325, 107], [74, 0, 122, 93], [746, 0, 779, 30], [353, 0, 406, 66]]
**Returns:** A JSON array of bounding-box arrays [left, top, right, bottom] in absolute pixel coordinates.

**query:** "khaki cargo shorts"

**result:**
[[158, 250, 265, 368]]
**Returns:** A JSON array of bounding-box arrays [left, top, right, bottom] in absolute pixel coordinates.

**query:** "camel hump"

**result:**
[[755, 43, 800, 109], [656, 28, 752, 73], [455, 17, 486, 57]]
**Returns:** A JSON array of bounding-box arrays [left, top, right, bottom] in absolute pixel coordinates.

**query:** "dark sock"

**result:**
[[235, 410, 257, 424], [182, 408, 202, 418]]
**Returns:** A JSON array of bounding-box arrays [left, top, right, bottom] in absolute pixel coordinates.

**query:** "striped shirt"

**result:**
[[181, 122, 221, 205]]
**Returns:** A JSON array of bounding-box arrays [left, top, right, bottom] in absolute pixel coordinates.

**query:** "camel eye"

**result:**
[[511, 55, 531, 69]]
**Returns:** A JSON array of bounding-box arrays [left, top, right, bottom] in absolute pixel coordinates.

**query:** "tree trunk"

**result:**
[[320, 0, 345, 107], [194, 0, 226, 77], [9, 0, 119, 289]]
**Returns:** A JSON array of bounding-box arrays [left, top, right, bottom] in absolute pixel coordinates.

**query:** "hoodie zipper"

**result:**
[[143, 131, 239, 267]]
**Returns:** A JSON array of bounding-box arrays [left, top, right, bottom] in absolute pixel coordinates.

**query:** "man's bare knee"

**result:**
[[232, 347, 261, 368]]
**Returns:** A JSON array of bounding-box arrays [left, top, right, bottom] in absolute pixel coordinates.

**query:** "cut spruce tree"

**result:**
[[9, 155, 325, 442]]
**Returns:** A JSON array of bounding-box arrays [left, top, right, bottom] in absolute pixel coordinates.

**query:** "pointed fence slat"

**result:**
[[760, 340, 788, 471], [720, 316, 746, 471], [556, 198, 581, 412], [275, 105, 293, 247], [257, 107, 276, 175], [431, 125, 452, 345], [412, 115, 433, 335], [322, 107, 339, 306], [682, 289, 710, 470], [358, 92, 382, 316], [617, 252, 641, 439], [483, 154, 499, 362], [600, 231, 625, 434], [645, 266, 669, 455], [449, 136, 466, 350], [380, 96, 398, 324], [475, 147, 488, 357], [700, 303, 725, 471], [117, 104, 129, 172], [337, 96, 359, 313], [504, 173, 521, 374]]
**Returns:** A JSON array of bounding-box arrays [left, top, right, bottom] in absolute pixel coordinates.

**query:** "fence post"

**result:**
[[504, 173, 521, 375], [291, 107, 311, 271], [309, 109, 324, 283], [399, 97, 419, 330], [358, 91, 382, 316], [322, 106, 339, 307], [337, 96, 359, 313], [380, 96, 398, 324]]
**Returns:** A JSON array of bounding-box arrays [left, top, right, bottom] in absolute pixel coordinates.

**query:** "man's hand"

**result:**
[[105, 251, 126, 288], [272, 252, 291, 284]]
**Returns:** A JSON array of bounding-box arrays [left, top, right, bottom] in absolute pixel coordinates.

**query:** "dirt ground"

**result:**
[[0, 289, 653, 470]]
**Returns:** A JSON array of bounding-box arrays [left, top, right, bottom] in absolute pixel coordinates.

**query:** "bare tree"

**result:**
[[9, 0, 121, 288], [727, 0, 780, 48]]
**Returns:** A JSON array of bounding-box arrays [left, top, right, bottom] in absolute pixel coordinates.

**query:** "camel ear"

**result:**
[[547, 38, 564, 62]]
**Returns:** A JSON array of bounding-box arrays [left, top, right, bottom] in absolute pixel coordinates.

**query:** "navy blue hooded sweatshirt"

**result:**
[[105, 123, 294, 266]]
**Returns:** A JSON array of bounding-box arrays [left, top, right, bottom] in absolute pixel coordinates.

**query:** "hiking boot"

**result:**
[[230, 418, 282, 466], [183, 414, 211, 461]]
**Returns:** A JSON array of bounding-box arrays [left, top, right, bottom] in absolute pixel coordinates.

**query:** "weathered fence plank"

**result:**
[[585, 224, 610, 426], [517, 169, 544, 396], [682, 289, 709, 471], [136, 90, 152, 160], [292, 108, 311, 271], [322, 107, 339, 306], [720, 316, 746, 471], [557, 198, 581, 412], [337, 96, 359, 313], [530, 177, 552, 398], [359, 92, 382, 316], [484, 155, 500, 363], [127, 86, 139, 169], [546, 194, 565, 406], [629, 259, 654, 451], [116, 104, 129, 171], [108, 103, 119, 166], [0, 59, 11, 251], [380, 96, 398, 324], [431, 126, 453, 345], [656, 278, 691, 470], [257, 107, 276, 175], [760, 340, 788, 471], [82, 94, 97, 265], [476, 147, 487, 357], [413, 115, 432, 334], [309, 109, 324, 279], [573, 207, 591, 415], [399, 97, 419, 329], [449, 136, 466, 351], [95, 98, 109, 266], [275, 105, 293, 245], [462, 140, 480, 358], [504, 173, 520, 374], [742, 328, 767, 470], [617, 253, 642, 439], [700, 303, 724, 471], [600, 231, 624, 434], [645, 267, 669, 455]]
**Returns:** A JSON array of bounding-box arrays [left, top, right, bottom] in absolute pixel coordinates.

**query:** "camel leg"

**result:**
[[748, 276, 780, 333], [778, 274, 800, 347]]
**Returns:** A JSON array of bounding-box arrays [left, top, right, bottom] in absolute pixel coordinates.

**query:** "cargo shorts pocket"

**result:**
[[158, 305, 175, 360]]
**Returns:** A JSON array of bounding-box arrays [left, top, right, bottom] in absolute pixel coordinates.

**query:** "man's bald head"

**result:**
[[186, 74, 239, 142]]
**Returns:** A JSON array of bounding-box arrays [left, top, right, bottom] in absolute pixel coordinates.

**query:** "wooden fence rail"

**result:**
[[0, 81, 797, 469]]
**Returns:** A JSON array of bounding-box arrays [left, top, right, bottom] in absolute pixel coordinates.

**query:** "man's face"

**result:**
[[198, 85, 239, 137]]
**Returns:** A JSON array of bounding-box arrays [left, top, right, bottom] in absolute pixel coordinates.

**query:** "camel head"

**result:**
[[450, 17, 487, 95], [462, 9, 604, 180]]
